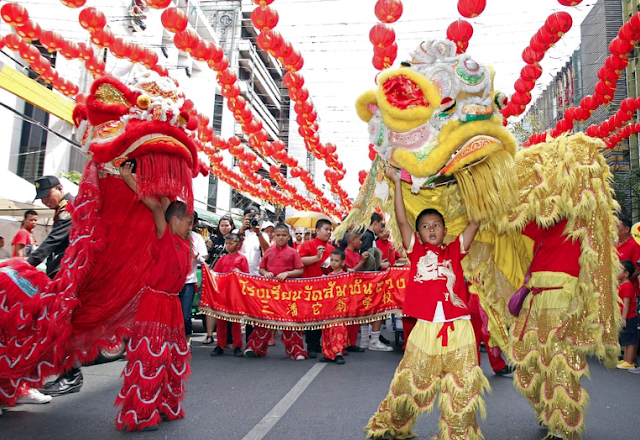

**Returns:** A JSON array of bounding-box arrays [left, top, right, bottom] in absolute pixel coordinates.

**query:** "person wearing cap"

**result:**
[[238, 206, 269, 276], [27, 176, 83, 398], [27, 176, 73, 279], [261, 221, 275, 247]]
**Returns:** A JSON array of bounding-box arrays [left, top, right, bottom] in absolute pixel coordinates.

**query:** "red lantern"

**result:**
[[211, 55, 230, 71], [514, 78, 534, 95], [597, 67, 619, 86], [19, 44, 41, 64], [218, 69, 237, 86], [110, 38, 133, 59], [374, 41, 398, 58], [59, 0, 87, 7], [144, 0, 173, 9], [256, 30, 284, 52], [192, 40, 214, 61], [283, 49, 304, 72], [358, 170, 368, 185], [446, 19, 474, 43], [284, 72, 305, 91], [251, 6, 279, 31], [3, 33, 24, 51], [31, 55, 51, 74], [369, 24, 396, 47], [457, 0, 486, 18], [85, 57, 105, 76], [374, 0, 403, 24], [16, 20, 41, 42], [545, 12, 572, 37], [90, 27, 114, 48], [594, 81, 614, 100], [605, 55, 628, 72], [609, 38, 634, 56], [174, 28, 199, 52], [1, 3, 29, 27], [161, 7, 188, 33], [60, 40, 80, 59], [142, 49, 159, 68], [521, 64, 543, 81], [38, 31, 63, 53], [79, 7, 106, 32], [77, 42, 94, 61], [522, 46, 544, 64], [557, 0, 583, 5], [151, 64, 168, 77], [276, 40, 294, 59]]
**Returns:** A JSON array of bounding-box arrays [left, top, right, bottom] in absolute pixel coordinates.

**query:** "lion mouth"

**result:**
[[439, 135, 506, 176]]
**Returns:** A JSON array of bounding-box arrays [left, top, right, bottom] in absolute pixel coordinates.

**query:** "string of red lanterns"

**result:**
[[369, 0, 402, 73]]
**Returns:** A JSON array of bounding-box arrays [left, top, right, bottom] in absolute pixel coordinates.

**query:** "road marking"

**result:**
[[241, 363, 327, 440]]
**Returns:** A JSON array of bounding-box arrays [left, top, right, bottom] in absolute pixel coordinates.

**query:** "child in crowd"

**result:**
[[210, 233, 249, 357], [617, 259, 639, 370], [344, 230, 369, 272], [320, 249, 350, 365], [116, 163, 192, 432], [366, 167, 487, 440], [245, 223, 307, 360]]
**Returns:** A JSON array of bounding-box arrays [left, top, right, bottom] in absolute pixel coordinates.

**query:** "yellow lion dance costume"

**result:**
[[339, 40, 621, 440]]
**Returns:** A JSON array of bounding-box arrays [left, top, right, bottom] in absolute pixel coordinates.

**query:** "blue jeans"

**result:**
[[179, 283, 196, 338]]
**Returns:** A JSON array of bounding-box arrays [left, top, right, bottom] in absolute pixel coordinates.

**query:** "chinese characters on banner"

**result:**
[[199, 266, 409, 330]]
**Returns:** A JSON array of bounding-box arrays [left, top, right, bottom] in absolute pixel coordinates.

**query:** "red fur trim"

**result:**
[[137, 153, 194, 210], [72, 105, 87, 128]]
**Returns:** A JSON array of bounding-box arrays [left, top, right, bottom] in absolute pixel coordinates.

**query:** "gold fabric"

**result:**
[[366, 320, 489, 440]]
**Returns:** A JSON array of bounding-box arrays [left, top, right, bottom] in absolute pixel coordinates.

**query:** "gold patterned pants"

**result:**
[[508, 272, 587, 440], [366, 319, 489, 440]]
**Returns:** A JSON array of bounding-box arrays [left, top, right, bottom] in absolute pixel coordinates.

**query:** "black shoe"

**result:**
[[319, 356, 332, 362], [379, 335, 391, 345], [494, 365, 515, 376], [307, 349, 318, 359], [141, 424, 159, 432], [210, 346, 224, 356], [41, 370, 83, 396], [346, 345, 365, 353], [233, 347, 243, 357], [335, 355, 345, 365]]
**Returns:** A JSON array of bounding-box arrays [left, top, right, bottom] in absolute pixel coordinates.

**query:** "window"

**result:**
[[212, 94, 223, 135], [207, 175, 218, 210], [17, 103, 48, 183]]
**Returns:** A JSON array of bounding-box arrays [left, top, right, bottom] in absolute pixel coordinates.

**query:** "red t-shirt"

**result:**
[[213, 252, 249, 274], [618, 281, 638, 319], [298, 237, 335, 278], [260, 245, 303, 276], [403, 233, 469, 321], [522, 220, 581, 277], [12, 227, 35, 257], [617, 237, 640, 295], [344, 248, 361, 269], [376, 239, 400, 266], [145, 227, 190, 293]]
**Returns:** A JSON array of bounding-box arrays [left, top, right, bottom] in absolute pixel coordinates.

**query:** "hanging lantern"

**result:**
[[3, 33, 24, 51], [604, 55, 628, 72], [59, 0, 87, 7], [85, 57, 105, 76], [161, 7, 188, 33], [141, 49, 159, 68], [110, 38, 133, 59], [174, 28, 199, 52], [609, 38, 634, 56], [77, 42, 94, 60], [369, 24, 395, 47], [31, 55, 51, 74], [144, 0, 173, 9], [251, 6, 279, 31], [192, 40, 214, 61], [446, 19, 473, 53], [256, 30, 284, 52], [1, 3, 29, 27], [60, 40, 80, 59], [211, 55, 230, 71], [521, 64, 543, 81], [284, 72, 305, 91], [19, 44, 41, 64], [40, 66, 58, 84], [39, 31, 64, 53], [374, 0, 403, 24], [522, 46, 544, 64], [90, 27, 114, 48], [283, 49, 303, 72], [374, 41, 398, 58], [221, 83, 241, 99], [16, 20, 41, 42], [514, 78, 534, 95], [79, 7, 106, 32], [276, 40, 294, 59], [557, 0, 583, 5], [544, 12, 572, 37], [457, 0, 486, 18], [217, 69, 237, 86]]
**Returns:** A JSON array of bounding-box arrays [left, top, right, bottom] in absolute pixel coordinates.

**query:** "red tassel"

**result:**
[[137, 153, 194, 210]]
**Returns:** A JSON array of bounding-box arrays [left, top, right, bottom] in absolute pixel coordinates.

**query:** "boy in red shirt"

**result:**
[[320, 248, 350, 364], [12, 210, 38, 257], [298, 219, 335, 358], [617, 260, 638, 370], [245, 223, 307, 360], [366, 168, 487, 440], [210, 232, 249, 357], [344, 231, 369, 272]]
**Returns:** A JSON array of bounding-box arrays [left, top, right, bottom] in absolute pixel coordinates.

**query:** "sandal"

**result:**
[[202, 335, 214, 345]]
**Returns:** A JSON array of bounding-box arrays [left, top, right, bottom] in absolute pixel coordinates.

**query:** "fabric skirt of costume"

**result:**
[[366, 319, 489, 440], [508, 272, 587, 440], [322, 324, 348, 360], [115, 288, 190, 431], [245, 326, 307, 359]]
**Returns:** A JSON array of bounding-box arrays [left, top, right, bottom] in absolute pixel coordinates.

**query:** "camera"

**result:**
[[250, 216, 260, 228]]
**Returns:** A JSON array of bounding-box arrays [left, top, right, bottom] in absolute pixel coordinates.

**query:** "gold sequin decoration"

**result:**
[[94, 83, 131, 108]]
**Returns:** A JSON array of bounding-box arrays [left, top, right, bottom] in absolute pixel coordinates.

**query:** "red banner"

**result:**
[[199, 267, 408, 330]]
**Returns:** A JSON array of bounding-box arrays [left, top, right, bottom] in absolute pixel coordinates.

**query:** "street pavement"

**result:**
[[1, 323, 639, 440]]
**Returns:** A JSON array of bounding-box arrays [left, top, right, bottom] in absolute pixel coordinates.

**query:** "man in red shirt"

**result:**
[[292, 228, 304, 250], [12, 209, 38, 257], [245, 223, 306, 360], [297, 218, 335, 358], [616, 214, 640, 295]]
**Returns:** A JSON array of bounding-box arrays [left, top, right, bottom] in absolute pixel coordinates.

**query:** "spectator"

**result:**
[[261, 221, 275, 246], [376, 227, 404, 266], [12, 210, 38, 257], [30, 176, 81, 397], [203, 215, 235, 345], [0, 236, 10, 259], [297, 219, 335, 358], [344, 230, 370, 272], [616, 215, 640, 297], [178, 212, 208, 351], [210, 232, 249, 357], [293, 228, 304, 250], [320, 248, 349, 364], [246, 223, 306, 360], [238, 206, 269, 276], [617, 260, 638, 370]]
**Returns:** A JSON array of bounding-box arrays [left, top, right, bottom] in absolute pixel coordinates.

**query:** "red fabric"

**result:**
[[402, 316, 417, 350], [298, 238, 334, 278], [245, 326, 307, 359], [403, 233, 469, 321], [11, 228, 34, 257], [146, 227, 190, 293], [260, 245, 303, 275], [376, 239, 400, 266], [115, 288, 190, 431], [468, 292, 506, 373], [347, 324, 360, 346], [619, 281, 638, 319], [522, 220, 581, 277], [344, 248, 361, 269], [213, 253, 249, 273], [382, 75, 429, 110], [215, 319, 243, 349], [322, 325, 348, 360], [616, 237, 640, 295]]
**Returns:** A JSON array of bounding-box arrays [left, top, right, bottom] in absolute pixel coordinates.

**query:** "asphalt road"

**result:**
[[1, 323, 639, 440]]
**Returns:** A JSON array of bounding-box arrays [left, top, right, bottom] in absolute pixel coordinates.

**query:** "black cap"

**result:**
[[34, 176, 60, 200], [243, 206, 259, 215]]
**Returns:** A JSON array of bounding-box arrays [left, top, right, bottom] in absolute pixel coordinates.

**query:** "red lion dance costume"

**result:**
[[0, 67, 204, 430]]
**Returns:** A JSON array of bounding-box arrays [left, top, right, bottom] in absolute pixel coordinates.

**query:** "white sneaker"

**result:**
[[17, 388, 52, 404], [295, 355, 306, 361], [368, 339, 393, 352], [629, 366, 640, 374]]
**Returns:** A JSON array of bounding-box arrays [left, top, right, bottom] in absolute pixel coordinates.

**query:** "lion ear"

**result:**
[[355, 90, 378, 122]]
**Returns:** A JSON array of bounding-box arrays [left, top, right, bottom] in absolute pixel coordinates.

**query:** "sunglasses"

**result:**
[[295, 233, 302, 235]]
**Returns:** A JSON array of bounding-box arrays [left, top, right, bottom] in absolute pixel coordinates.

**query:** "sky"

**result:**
[[272, 0, 597, 199]]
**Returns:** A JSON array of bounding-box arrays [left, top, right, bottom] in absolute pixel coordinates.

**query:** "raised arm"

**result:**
[[120, 162, 166, 239], [385, 167, 413, 250], [461, 221, 480, 252]]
